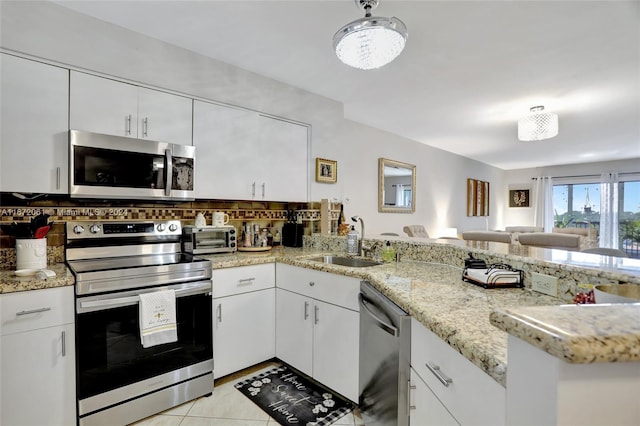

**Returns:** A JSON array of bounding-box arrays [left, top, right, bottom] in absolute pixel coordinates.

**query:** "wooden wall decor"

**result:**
[[467, 178, 490, 216]]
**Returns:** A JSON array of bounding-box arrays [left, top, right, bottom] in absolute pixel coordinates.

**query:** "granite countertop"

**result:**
[[1, 246, 639, 389], [490, 303, 640, 364], [0, 263, 74, 293]]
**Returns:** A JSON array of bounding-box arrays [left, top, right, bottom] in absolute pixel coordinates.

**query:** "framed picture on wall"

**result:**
[[467, 178, 490, 216], [315, 158, 337, 183], [509, 189, 530, 208]]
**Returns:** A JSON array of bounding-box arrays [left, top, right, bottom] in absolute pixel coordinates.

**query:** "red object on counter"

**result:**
[[34, 225, 50, 239]]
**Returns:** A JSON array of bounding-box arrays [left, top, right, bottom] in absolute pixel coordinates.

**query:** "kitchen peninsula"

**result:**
[[1, 236, 639, 425]]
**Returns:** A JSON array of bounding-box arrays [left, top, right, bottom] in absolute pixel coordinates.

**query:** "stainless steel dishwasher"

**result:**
[[359, 281, 411, 426]]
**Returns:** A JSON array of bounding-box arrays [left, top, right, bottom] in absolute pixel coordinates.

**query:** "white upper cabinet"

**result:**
[[70, 71, 192, 145], [193, 100, 260, 199], [193, 100, 308, 201], [0, 54, 69, 193], [255, 114, 308, 202], [137, 86, 193, 145]]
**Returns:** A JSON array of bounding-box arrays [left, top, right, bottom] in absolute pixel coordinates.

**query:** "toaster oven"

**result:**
[[182, 225, 237, 254]]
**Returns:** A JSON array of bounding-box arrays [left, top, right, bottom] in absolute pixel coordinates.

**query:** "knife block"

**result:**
[[282, 223, 304, 247]]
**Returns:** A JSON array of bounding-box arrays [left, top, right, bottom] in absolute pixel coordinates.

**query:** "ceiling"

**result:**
[[54, 0, 640, 170]]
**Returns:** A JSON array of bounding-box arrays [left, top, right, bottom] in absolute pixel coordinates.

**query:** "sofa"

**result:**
[[461, 230, 512, 243], [552, 227, 598, 250], [518, 232, 582, 250], [504, 226, 543, 243]]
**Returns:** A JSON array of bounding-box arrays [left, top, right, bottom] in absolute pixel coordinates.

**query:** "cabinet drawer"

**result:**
[[1, 286, 74, 335], [411, 318, 505, 426], [276, 263, 359, 311], [213, 263, 275, 298]]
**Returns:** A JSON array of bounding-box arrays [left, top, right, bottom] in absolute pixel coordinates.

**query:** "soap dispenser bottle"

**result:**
[[347, 226, 359, 255], [382, 241, 395, 262]]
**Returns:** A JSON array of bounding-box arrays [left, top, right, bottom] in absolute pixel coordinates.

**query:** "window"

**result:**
[[620, 180, 640, 258], [552, 176, 640, 258]]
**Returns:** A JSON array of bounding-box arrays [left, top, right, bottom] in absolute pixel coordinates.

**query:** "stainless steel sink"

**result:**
[[308, 255, 382, 268]]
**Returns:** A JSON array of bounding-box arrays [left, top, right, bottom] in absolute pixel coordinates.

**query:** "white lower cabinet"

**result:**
[[411, 318, 505, 426], [410, 367, 459, 426], [212, 264, 275, 378], [0, 286, 76, 426], [275, 263, 360, 402]]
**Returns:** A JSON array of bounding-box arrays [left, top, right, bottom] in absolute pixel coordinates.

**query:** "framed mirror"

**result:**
[[378, 158, 416, 213]]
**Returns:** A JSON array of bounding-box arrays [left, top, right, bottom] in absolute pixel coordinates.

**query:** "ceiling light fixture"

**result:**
[[333, 0, 408, 70], [517, 105, 559, 141]]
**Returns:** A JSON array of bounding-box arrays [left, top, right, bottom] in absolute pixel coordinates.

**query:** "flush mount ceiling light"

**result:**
[[333, 0, 408, 70], [517, 105, 559, 141]]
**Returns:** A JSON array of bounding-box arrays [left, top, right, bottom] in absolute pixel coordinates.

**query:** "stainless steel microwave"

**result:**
[[182, 225, 237, 254], [69, 130, 195, 201]]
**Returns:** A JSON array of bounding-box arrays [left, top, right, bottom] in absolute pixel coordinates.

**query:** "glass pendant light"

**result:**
[[333, 0, 408, 70]]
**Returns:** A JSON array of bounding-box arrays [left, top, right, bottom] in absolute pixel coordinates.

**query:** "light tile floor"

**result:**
[[132, 362, 365, 426]]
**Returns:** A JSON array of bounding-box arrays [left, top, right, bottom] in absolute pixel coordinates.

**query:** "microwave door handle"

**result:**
[[164, 148, 172, 197]]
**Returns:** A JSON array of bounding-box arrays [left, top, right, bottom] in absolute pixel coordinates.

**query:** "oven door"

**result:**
[[194, 228, 235, 253], [75, 280, 212, 418]]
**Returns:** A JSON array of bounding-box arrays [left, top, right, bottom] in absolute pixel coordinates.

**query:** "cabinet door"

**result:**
[[0, 54, 69, 193], [1, 324, 76, 425], [70, 71, 138, 137], [275, 289, 313, 377], [256, 115, 308, 202], [410, 368, 460, 426], [312, 299, 360, 402], [411, 318, 505, 425], [193, 100, 259, 199], [138, 86, 192, 145], [213, 289, 275, 378]]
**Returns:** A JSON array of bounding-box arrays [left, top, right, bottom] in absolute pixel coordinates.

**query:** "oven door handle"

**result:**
[[77, 281, 211, 313]]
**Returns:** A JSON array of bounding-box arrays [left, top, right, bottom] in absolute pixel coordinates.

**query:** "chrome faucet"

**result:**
[[351, 215, 370, 257]]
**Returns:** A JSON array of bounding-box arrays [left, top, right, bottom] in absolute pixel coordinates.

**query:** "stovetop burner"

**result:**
[[65, 220, 212, 296]]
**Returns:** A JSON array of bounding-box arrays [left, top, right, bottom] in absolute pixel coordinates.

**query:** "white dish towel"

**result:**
[[139, 289, 178, 348]]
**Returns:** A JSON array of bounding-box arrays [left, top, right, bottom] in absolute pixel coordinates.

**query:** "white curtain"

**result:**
[[396, 185, 405, 207], [533, 176, 554, 232], [600, 172, 619, 248]]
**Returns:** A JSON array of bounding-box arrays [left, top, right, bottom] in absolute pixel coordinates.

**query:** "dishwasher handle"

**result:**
[[359, 293, 399, 337]]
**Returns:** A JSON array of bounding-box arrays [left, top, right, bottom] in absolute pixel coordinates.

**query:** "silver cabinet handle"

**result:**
[[164, 148, 172, 197], [251, 182, 256, 198], [261, 183, 265, 199], [304, 301, 309, 320], [217, 304, 222, 323], [126, 114, 132, 135], [314, 305, 319, 325], [408, 381, 416, 410], [238, 277, 256, 285], [426, 362, 453, 387], [358, 294, 398, 337], [143, 117, 149, 137], [61, 330, 66, 357], [16, 307, 51, 316], [56, 167, 60, 189]]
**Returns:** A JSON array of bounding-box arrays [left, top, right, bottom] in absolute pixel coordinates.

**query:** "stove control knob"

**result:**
[[73, 225, 85, 234], [89, 224, 101, 234], [157, 224, 166, 232], [169, 223, 178, 232]]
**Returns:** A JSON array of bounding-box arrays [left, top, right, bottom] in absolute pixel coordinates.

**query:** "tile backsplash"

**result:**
[[0, 194, 334, 269]]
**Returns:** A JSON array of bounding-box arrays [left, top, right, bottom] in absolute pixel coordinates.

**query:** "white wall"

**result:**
[[503, 158, 640, 227], [1, 1, 507, 236], [334, 120, 505, 236]]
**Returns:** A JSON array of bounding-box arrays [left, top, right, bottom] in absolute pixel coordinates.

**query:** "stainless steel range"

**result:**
[[66, 220, 213, 426]]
